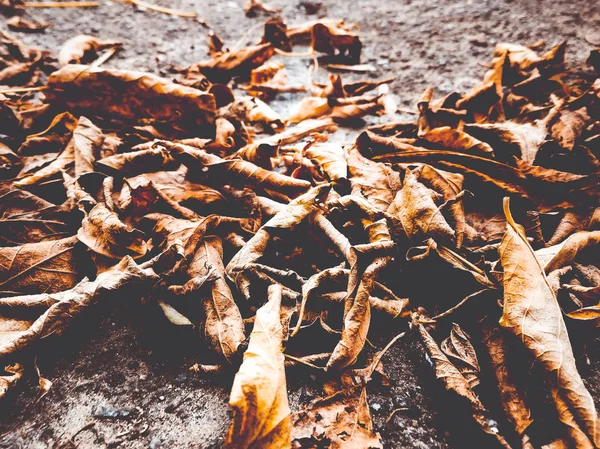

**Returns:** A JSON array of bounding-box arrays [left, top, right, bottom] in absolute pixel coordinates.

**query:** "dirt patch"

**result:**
[[0, 0, 599, 448]]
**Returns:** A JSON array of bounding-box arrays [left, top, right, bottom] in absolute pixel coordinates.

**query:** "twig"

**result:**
[[91, 47, 120, 67], [231, 21, 264, 51], [274, 48, 316, 57], [284, 353, 326, 370], [365, 332, 406, 378], [430, 289, 487, 321], [0, 86, 46, 95], [385, 407, 410, 426], [25, 1, 99, 7], [117, 0, 196, 18]]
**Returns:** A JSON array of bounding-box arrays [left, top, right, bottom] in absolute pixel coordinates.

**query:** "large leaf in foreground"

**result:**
[[499, 198, 599, 448], [225, 284, 291, 449]]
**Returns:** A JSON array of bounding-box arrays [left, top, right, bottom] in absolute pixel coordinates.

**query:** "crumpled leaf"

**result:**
[[392, 165, 456, 242], [58, 35, 122, 66], [346, 145, 400, 212], [481, 320, 534, 449], [169, 235, 245, 363], [550, 107, 590, 152], [292, 377, 382, 449], [0, 363, 23, 398], [227, 185, 330, 300], [305, 142, 347, 185], [225, 284, 291, 449], [97, 146, 178, 176], [418, 324, 512, 449], [311, 22, 362, 64], [0, 256, 158, 358], [6, 16, 49, 33], [499, 198, 600, 448], [192, 43, 274, 82], [293, 334, 405, 448], [327, 219, 395, 371], [77, 202, 147, 259], [421, 126, 495, 158], [72, 116, 104, 175], [167, 141, 311, 203], [441, 323, 480, 389], [413, 164, 466, 248], [18, 111, 78, 156], [544, 231, 600, 275], [244, 0, 281, 17]]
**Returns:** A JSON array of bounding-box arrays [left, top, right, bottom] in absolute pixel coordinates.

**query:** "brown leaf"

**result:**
[[392, 166, 455, 242], [550, 107, 590, 152], [421, 126, 495, 158], [6, 16, 49, 33], [0, 363, 23, 399], [18, 111, 78, 156], [464, 121, 546, 164], [227, 185, 330, 300], [77, 203, 147, 259], [441, 323, 480, 389], [260, 17, 292, 52], [46, 65, 216, 133], [499, 198, 599, 448], [230, 142, 279, 170], [0, 141, 22, 179], [292, 334, 406, 448], [58, 35, 122, 66], [0, 236, 79, 295], [225, 97, 284, 132], [225, 284, 291, 449], [170, 235, 245, 363], [0, 256, 158, 358], [72, 116, 104, 176], [418, 324, 513, 449], [167, 141, 312, 203], [327, 211, 394, 370], [96, 147, 178, 176], [287, 96, 331, 123], [413, 164, 466, 248], [311, 22, 362, 64], [481, 320, 534, 448], [118, 176, 200, 222], [0, 208, 69, 246], [544, 231, 600, 274], [292, 385, 382, 449], [345, 145, 400, 212], [244, 0, 281, 17], [305, 143, 347, 184], [193, 43, 274, 82]]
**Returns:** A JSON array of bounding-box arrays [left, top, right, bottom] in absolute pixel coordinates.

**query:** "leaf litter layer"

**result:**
[[1, 5, 600, 449]]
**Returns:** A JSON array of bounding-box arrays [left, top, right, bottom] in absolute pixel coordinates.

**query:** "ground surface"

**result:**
[[0, 0, 599, 448]]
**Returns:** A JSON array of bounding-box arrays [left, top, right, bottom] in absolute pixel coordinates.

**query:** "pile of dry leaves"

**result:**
[[1, 7, 600, 449]]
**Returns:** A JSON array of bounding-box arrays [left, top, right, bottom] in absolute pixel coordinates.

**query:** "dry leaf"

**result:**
[[0, 236, 79, 295], [58, 35, 122, 66], [77, 202, 147, 259], [441, 323, 480, 389], [0, 256, 158, 358], [418, 324, 513, 449], [6, 16, 49, 33], [46, 65, 216, 132], [499, 198, 599, 448], [225, 284, 291, 449]]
